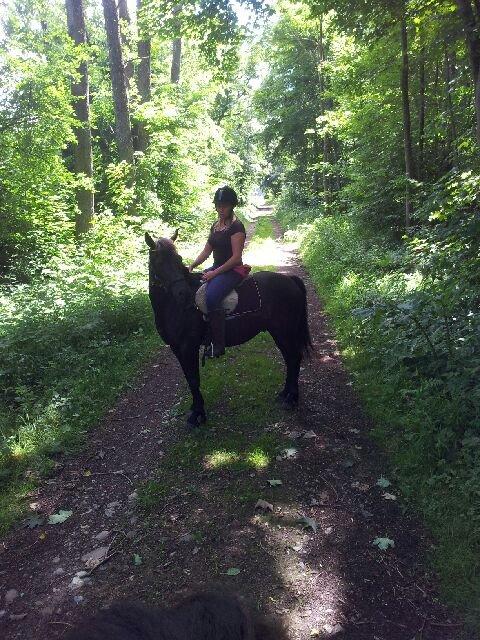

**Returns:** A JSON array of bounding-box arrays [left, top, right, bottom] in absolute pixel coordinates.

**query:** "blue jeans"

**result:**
[[205, 269, 243, 312]]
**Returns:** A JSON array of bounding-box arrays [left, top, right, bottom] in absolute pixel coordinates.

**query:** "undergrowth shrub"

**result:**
[[0, 214, 175, 532], [276, 178, 480, 620]]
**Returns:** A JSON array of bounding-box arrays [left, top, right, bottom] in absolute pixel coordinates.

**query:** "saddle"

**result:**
[[195, 275, 261, 318]]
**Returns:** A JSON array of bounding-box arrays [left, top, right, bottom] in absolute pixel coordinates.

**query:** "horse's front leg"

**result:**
[[172, 343, 206, 428]]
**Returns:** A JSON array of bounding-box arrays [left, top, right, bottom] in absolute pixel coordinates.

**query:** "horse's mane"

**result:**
[[155, 237, 200, 289]]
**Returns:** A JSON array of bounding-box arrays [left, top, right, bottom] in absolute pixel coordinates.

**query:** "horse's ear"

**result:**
[[145, 232, 156, 250], [171, 228, 179, 242]]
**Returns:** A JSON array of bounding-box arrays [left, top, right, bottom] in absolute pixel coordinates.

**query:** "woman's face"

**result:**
[[215, 203, 234, 220]]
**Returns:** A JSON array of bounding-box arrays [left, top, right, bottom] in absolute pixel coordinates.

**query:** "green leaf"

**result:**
[[133, 554, 143, 566], [25, 515, 45, 529], [267, 479, 283, 486], [376, 476, 391, 489], [298, 516, 318, 533], [372, 537, 395, 551], [48, 510, 73, 525], [226, 567, 241, 576]]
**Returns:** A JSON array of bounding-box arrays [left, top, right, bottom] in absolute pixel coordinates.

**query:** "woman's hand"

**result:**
[[201, 270, 217, 282]]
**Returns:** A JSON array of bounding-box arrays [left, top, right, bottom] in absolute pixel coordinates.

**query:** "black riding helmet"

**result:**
[[213, 186, 238, 207]]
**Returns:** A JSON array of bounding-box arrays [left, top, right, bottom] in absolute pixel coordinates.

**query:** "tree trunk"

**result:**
[[65, 0, 94, 238], [444, 40, 458, 164], [102, 0, 134, 164], [316, 15, 330, 211], [418, 44, 426, 178], [171, 38, 182, 84], [136, 0, 151, 153], [455, 0, 480, 145], [401, 14, 415, 229], [117, 0, 134, 86]]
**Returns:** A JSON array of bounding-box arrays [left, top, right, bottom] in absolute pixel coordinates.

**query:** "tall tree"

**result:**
[[455, 0, 480, 145], [65, 0, 94, 238], [117, 0, 134, 86], [102, 0, 134, 164], [136, 0, 151, 152], [400, 11, 415, 228], [171, 37, 182, 83], [316, 14, 330, 209]]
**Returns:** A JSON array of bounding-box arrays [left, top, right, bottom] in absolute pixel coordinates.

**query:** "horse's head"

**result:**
[[145, 230, 192, 307]]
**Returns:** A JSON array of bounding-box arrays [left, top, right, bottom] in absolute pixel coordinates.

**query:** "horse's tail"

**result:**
[[290, 275, 313, 356]]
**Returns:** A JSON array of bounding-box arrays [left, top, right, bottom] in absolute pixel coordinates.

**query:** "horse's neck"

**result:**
[[187, 272, 204, 292]]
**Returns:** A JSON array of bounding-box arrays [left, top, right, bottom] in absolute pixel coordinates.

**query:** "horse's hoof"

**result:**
[[277, 392, 298, 409], [186, 411, 206, 431]]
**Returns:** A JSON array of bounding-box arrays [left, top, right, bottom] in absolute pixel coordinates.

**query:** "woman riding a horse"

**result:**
[[145, 196, 312, 428], [189, 186, 250, 358]]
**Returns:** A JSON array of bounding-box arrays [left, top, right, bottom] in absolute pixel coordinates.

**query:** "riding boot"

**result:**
[[205, 309, 226, 358]]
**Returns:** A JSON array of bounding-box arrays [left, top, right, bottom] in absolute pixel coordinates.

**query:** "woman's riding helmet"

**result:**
[[213, 186, 238, 207]]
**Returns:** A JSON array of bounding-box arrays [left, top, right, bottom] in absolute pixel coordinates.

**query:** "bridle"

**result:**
[[149, 254, 195, 310]]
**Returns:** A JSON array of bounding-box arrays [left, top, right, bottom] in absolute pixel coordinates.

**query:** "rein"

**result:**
[[150, 274, 186, 290], [149, 269, 197, 312]]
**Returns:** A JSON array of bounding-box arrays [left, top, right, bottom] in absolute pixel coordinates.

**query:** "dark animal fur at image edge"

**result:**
[[66, 592, 286, 640]]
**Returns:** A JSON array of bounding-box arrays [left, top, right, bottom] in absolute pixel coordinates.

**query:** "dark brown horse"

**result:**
[[145, 232, 312, 428]]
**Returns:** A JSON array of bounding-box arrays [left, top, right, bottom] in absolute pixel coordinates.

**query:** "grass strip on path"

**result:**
[[138, 212, 288, 513]]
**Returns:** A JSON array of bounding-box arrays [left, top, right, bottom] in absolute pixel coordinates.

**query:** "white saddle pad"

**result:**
[[195, 282, 238, 315]]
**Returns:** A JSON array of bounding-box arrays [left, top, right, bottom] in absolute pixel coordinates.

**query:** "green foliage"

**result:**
[[0, 3, 79, 278], [142, 0, 269, 78], [0, 216, 167, 533], [278, 192, 480, 619]]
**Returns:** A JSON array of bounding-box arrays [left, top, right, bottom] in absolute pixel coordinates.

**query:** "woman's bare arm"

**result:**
[[189, 243, 213, 272]]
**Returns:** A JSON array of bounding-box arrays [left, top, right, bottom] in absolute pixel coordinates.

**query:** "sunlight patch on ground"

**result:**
[[245, 447, 270, 469], [204, 450, 239, 469], [244, 234, 298, 269], [204, 447, 270, 470]]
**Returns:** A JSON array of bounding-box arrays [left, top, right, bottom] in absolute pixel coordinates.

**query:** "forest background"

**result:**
[[1, 0, 480, 628]]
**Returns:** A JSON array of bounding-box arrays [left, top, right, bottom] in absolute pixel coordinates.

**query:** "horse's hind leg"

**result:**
[[172, 343, 206, 428], [269, 331, 301, 408]]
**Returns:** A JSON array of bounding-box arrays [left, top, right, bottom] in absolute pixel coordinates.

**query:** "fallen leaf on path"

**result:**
[[383, 492, 397, 500], [81, 546, 109, 569], [277, 447, 297, 461], [372, 537, 395, 551], [255, 499, 273, 512], [267, 479, 282, 487], [303, 431, 317, 439], [351, 482, 370, 492], [48, 510, 72, 524], [83, 470, 91, 477], [24, 515, 45, 529], [133, 554, 142, 566], [298, 516, 318, 533], [5, 589, 18, 604], [226, 568, 240, 576], [376, 476, 391, 489]]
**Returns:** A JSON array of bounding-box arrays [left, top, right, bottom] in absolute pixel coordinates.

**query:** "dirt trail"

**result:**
[[0, 212, 466, 639]]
